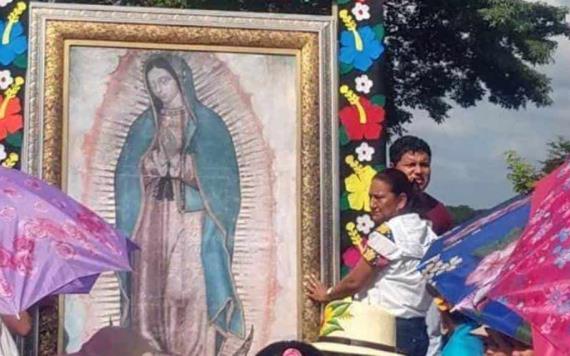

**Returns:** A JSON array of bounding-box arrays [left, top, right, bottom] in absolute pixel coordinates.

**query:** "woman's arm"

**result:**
[[305, 259, 378, 303], [1, 311, 32, 336]]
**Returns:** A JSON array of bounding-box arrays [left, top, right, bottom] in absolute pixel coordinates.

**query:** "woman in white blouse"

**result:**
[[306, 168, 438, 356]]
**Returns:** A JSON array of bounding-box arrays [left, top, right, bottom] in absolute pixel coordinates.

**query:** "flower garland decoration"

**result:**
[[0, 0, 27, 169], [339, 0, 386, 277]]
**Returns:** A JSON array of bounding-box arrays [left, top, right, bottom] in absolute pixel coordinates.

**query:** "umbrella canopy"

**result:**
[[0, 166, 134, 315], [418, 194, 532, 342], [489, 160, 570, 354]]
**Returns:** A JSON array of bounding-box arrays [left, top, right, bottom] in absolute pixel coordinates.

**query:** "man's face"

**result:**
[[394, 151, 431, 191]]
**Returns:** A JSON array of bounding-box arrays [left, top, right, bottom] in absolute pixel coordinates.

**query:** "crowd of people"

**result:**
[[0, 135, 537, 356]]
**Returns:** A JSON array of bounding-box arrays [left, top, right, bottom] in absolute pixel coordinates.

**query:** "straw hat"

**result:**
[[312, 300, 403, 356]]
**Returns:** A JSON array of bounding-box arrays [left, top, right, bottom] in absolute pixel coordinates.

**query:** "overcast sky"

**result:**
[[403, 0, 570, 209]]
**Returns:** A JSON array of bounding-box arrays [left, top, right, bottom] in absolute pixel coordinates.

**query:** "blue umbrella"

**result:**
[[419, 195, 532, 342]]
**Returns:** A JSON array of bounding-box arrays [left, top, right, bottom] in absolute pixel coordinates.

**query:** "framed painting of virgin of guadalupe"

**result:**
[[23, 3, 337, 355]]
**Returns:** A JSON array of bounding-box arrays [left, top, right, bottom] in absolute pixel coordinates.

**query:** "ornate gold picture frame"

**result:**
[[24, 3, 337, 354]]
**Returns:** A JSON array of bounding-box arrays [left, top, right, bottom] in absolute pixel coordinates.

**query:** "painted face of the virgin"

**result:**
[[147, 67, 181, 106]]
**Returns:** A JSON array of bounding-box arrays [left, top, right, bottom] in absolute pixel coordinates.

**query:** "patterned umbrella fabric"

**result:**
[[489, 160, 570, 354], [419, 194, 532, 342], [0, 166, 134, 315]]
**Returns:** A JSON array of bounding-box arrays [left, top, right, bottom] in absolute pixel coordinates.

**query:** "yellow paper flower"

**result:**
[[377, 223, 391, 235], [344, 155, 377, 211]]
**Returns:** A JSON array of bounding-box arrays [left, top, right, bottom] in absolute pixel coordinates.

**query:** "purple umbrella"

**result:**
[[0, 166, 135, 315]]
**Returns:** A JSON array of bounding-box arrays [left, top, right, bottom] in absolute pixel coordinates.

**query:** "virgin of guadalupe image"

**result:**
[[114, 54, 250, 355]]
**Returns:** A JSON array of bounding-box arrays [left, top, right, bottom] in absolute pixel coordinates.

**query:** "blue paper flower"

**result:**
[[339, 26, 384, 72], [0, 21, 27, 66]]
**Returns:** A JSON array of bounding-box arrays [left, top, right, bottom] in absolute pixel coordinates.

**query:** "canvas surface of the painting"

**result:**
[[63, 46, 299, 355]]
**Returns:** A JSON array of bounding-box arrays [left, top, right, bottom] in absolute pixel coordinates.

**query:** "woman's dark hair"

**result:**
[[256, 340, 324, 356], [373, 168, 419, 214], [144, 56, 184, 113], [389, 135, 432, 165]]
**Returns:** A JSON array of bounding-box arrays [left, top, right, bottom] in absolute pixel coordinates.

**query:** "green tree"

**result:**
[[505, 136, 570, 194], [43, 0, 332, 15], [385, 0, 569, 135], [447, 204, 487, 225]]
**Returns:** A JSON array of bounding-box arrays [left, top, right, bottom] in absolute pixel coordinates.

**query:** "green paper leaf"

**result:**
[[373, 164, 385, 172], [14, 52, 28, 69], [339, 126, 350, 146], [321, 324, 343, 337], [340, 192, 350, 211], [332, 302, 351, 318], [371, 94, 386, 106], [5, 132, 23, 148], [340, 265, 349, 279], [340, 62, 354, 75], [373, 24, 385, 41], [327, 318, 341, 327]]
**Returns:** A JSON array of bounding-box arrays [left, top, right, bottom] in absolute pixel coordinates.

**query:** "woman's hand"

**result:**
[[304, 274, 330, 303]]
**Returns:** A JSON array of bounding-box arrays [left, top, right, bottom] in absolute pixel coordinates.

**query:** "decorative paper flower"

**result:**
[[356, 214, 374, 234], [1, 152, 18, 168], [351, 3, 371, 21], [340, 97, 385, 141], [0, 143, 6, 161], [0, 70, 13, 90], [0, 21, 27, 66], [342, 246, 362, 269], [355, 142, 375, 162], [339, 25, 384, 72], [0, 95, 23, 140], [320, 300, 352, 336], [0, 0, 14, 7], [355, 74, 373, 94], [344, 155, 377, 211]]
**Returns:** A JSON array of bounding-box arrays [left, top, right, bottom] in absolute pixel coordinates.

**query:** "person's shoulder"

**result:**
[[422, 193, 454, 234]]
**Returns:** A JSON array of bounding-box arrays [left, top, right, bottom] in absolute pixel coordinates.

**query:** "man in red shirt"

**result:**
[[389, 135, 454, 356], [389, 135, 453, 235]]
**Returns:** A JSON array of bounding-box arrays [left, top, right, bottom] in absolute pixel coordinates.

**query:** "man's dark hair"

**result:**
[[389, 135, 432, 165]]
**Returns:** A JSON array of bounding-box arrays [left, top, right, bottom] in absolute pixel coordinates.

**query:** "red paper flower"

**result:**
[[0, 96, 23, 140], [339, 97, 385, 141]]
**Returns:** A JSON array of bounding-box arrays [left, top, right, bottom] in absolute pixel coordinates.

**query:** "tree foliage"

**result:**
[[505, 136, 570, 194], [385, 0, 569, 135], [447, 204, 486, 225], [45, 0, 332, 15]]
